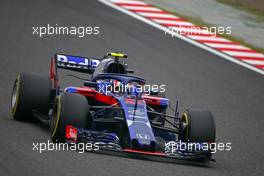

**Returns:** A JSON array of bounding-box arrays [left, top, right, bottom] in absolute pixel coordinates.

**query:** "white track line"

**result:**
[[137, 12, 179, 18], [121, 6, 162, 11], [187, 35, 231, 42], [222, 51, 264, 58], [99, 0, 264, 75], [204, 43, 251, 50], [152, 19, 194, 26], [243, 60, 264, 65], [110, 0, 147, 5]]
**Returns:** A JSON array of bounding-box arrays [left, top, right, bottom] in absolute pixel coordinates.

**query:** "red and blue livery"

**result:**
[[11, 52, 216, 164]]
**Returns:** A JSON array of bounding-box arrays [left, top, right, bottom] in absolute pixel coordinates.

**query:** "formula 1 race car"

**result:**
[[11, 52, 216, 163]]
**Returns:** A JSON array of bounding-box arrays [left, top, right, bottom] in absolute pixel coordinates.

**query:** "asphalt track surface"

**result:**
[[0, 0, 264, 175]]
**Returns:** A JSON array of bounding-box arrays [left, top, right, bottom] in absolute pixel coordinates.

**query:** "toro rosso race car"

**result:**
[[11, 52, 216, 163]]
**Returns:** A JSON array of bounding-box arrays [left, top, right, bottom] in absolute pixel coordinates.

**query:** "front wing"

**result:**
[[65, 125, 214, 164]]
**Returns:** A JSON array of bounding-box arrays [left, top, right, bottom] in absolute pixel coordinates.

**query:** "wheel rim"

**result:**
[[11, 76, 20, 114], [180, 112, 189, 141], [50, 103, 57, 133], [51, 96, 61, 138]]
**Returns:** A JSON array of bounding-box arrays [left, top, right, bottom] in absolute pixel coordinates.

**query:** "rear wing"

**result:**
[[55, 54, 100, 74], [49, 54, 100, 88]]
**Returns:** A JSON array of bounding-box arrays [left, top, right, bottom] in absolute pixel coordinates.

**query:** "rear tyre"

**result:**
[[50, 92, 92, 142], [11, 73, 51, 121], [180, 109, 216, 143]]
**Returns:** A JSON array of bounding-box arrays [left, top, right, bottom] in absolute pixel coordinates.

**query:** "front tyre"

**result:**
[[50, 92, 92, 142], [180, 109, 216, 143]]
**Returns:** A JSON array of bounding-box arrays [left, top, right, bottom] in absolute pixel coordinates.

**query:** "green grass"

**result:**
[[142, 1, 264, 54], [217, 0, 264, 22]]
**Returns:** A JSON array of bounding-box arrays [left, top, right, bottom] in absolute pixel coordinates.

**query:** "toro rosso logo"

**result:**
[[136, 133, 150, 140], [56, 54, 99, 69]]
